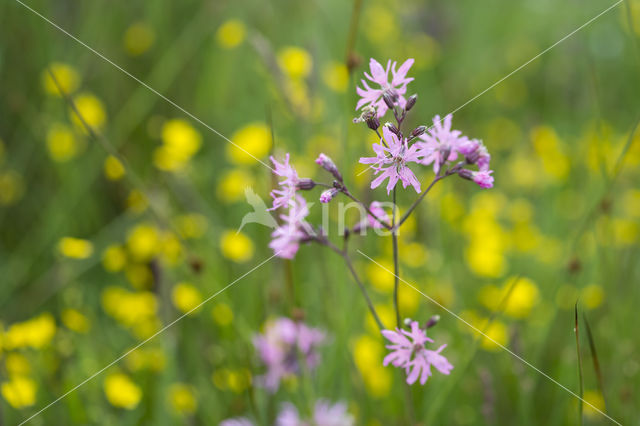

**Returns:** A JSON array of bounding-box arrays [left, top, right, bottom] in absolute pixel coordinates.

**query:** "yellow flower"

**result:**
[[127, 189, 148, 214], [622, 189, 640, 218], [582, 390, 606, 418], [366, 304, 395, 334], [101, 287, 157, 327], [58, 237, 93, 259], [123, 22, 155, 56], [365, 258, 394, 293], [46, 122, 82, 162], [1, 376, 37, 409], [61, 309, 90, 333], [227, 123, 272, 165], [227, 369, 252, 393], [530, 126, 570, 181], [41, 62, 80, 96], [220, 231, 254, 263], [465, 242, 506, 278], [104, 373, 142, 410], [211, 303, 234, 326], [216, 20, 246, 49], [70, 92, 107, 132], [217, 169, 254, 203], [581, 284, 604, 310], [154, 119, 202, 172], [172, 282, 203, 314], [3, 313, 56, 350], [124, 263, 153, 289], [168, 383, 197, 415], [479, 277, 540, 319], [322, 62, 349, 92], [611, 218, 639, 246], [104, 155, 126, 180], [5, 353, 31, 377], [480, 321, 508, 351], [352, 335, 391, 397], [277, 46, 313, 79], [102, 244, 127, 272], [125, 347, 167, 372], [126, 223, 160, 262], [175, 213, 209, 239]]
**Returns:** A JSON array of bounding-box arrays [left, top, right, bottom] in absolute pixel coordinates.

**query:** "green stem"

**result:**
[[391, 188, 401, 327]]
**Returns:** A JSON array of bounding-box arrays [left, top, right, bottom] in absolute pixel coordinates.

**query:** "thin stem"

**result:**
[[396, 174, 444, 229], [342, 191, 392, 230], [391, 187, 401, 328]]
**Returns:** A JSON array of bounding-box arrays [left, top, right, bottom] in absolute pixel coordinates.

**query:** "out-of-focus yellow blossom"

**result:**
[[227, 123, 272, 165], [61, 309, 90, 333], [406, 33, 440, 70], [172, 282, 202, 314], [555, 284, 579, 310], [480, 321, 508, 351], [625, 127, 640, 166], [216, 19, 246, 49], [507, 154, 542, 188], [399, 241, 427, 268], [479, 277, 540, 319], [365, 258, 394, 292], [611, 218, 639, 246], [582, 123, 618, 174], [3, 313, 56, 350], [363, 5, 398, 44], [70, 92, 107, 132], [352, 163, 371, 188], [125, 347, 166, 372], [104, 155, 125, 180], [101, 286, 157, 327], [175, 213, 209, 239], [216, 169, 254, 203], [283, 78, 312, 117], [211, 303, 233, 326], [46, 122, 82, 162], [123, 22, 155, 56], [484, 117, 522, 151], [154, 119, 202, 172], [465, 241, 506, 278], [581, 284, 604, 309], [168, 383, 197, 415], [127, 189, 148, 214], [511, 223, 541, 252], [582, 390, 606, 418], [102, 244, 127, 272], [398, 286, 420, 317], [352, 335, 391, 398], [5, 353, 30, 377], [161, 232, 183, 265], [494, 79, 528, 108], [126, 223, 160, 262], [104, 373, 141, 410], [366, 304, 395, 334], [440, 192, 464, 224], [277, 46, 312, 79], [132, 317, 162, 340], [220, 231, 254, 263], [1, 376, 37, 409], [530, 126, 570, 181], [322, 62, 349, 92], [124, 263, 152, 289], [212, 369, 251, 393], [0, 170, 25, 205], [622, 189, 640, 218], [41, 62, 79, 96], [57, 237, 93, 259]]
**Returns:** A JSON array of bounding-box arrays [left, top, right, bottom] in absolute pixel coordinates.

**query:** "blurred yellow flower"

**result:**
[[168, 383, 197, 415], [104, 373, 141, 410], [3, 313, 56, 350], [216, 19, 246, 49], [211, 303, 234, 326], [126, 223, 160, 262], [465, 242, 506, 278], [127, 189, 148, 214], [583, 390, 606, 418], [366, 304, 394, 334], [479, 277, 540, 319], [322, 62, 349, 92], [530, 126, 570, 181], [172, 282, 203, 314], [278, 46, 313, 79], [154, 119, 202, 172], [440, 192, 464, 224], [352, 335, 391, 397], [41, 62, 79, 96], [211, 368, 251, 393], [227, 123, 272, 165], [70, 92, 107, 132], [175, 213, 209, 239], [399, 241, 427, 268], [104, 155, 125, 180], [611, 218, 639, 246], [160, 232, 183, 266], [101, 286, 157, 327], [622, 189, 640, 218], [480, 320, 508, 351], [220, 231, 254, 263], [46, 122, 82, 162], [0, 170, 25, 206], [102, 244, 127, 272], [398, 286, 419, 316], [126, 347, 167, 372], [123, 22, 155, 56], [363, 6, 398, 44], [581, 284, 604, 310], [58, 237, 93, 259], [5, 353, 30, 377], [124, 263, 153, 289], [1, 376, 37, 409], [217, 169, 254, 203], [365, 258, 394, 293], [62, 308, 90, 333]]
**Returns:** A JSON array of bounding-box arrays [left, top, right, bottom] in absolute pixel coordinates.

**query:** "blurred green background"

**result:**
[[1, 0, 639, 424]]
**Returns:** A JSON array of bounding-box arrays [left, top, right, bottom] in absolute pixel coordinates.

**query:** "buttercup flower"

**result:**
[[269, 154, 300, 211], [356, 58, 414, 118], [417, 114, 467, 175], [360, 126, 422, 194], [382, 321, 453, 385], [269, 195, 311, 259], [276, 400, 354, 426]]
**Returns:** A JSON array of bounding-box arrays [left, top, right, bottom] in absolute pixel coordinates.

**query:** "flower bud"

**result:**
[[457, 168, 474, 181], [319, 188, 339, 203], [385, 122, 400, 136], [297, 178, 316, 190], [411, 125, 426, 138], [425, 315, 440, 329], [383, 92, 396, 110], [315, 153, 343, 182], [405, 94, 418, 111], [366, 115, 380, 131]]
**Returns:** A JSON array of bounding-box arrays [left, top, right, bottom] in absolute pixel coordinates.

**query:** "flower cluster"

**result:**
[[356, 58, 414, 118], [253, 317, 326, 392], [382, 321, 453, 385]]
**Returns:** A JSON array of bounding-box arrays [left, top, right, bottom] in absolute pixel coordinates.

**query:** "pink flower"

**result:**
[[319, 188, 339, 203], [359, 126, 422, 194], [416, 114, 467, 175], [253, 317, 325, 393], [276, 400, 354, 426], [356, 58, 414, 118], [367, 201, 390, 229], [382, 321, 453, 385], [269, 195, 310, 259], [472, 170, 494, 188], [220, 418, 254, 426], [269, 154, 300, 211]]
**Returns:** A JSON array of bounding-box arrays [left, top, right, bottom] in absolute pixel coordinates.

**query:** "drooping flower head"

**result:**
[[360, 125, 422, 194], [356, 58, 414, 118], [382, 320, 453, 385], [269, 195, 311, 259], [276, 400, 354, 426], [269, 154, 300, 211], [416, 114, 468, 175], [253, 317, 325, 393], [456, 138, 494, 188]]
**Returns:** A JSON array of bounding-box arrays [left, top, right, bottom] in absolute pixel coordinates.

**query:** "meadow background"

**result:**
[[1, 0, 640, 424]]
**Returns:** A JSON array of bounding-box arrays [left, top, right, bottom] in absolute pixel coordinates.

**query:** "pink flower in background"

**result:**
[[269, 154, 300, 211], [472, 170, 494, 188], [220, 418, 254, 426], [253, 317, 326, 393], [275, 400, 354, 426], [360, 126, 422, 194], [382, 321, 453, 385], [356, 58, 414, 118], [367, 201, 390, 229], [416, 114, 467, 175], [269, 195, 310, 259]]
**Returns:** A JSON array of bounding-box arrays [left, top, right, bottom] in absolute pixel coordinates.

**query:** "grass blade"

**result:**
[[583, 313, 607, 411], [574, 302, 584, 426]]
